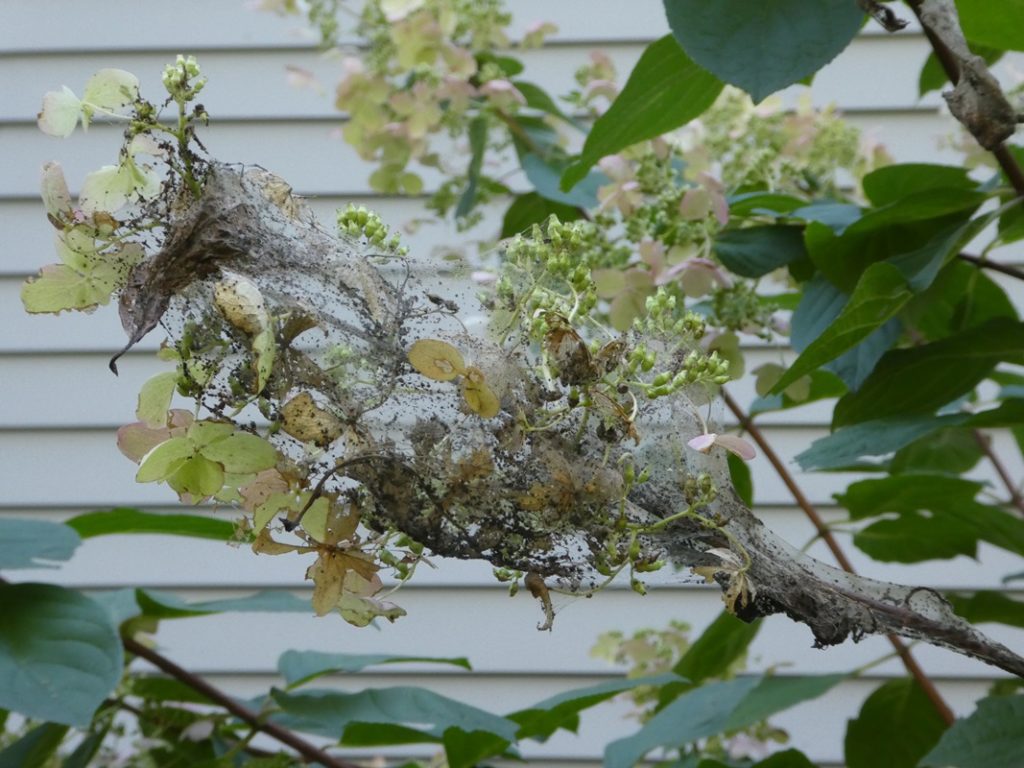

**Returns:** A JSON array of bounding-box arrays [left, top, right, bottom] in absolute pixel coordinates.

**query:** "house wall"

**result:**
[[2, 2, 1022, 765]]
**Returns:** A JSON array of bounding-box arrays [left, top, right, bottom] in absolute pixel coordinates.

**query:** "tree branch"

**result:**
[[123, 637, 360, 768], [906, 0, 1024, 194], [722, 390, 956, 724]]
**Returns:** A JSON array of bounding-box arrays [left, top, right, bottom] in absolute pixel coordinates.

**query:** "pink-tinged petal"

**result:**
[[714, 434, 757, 461], [597, 155, 632, 182], [687, 433, 717, 453], [710, 191, 730, 226], [638, 238, 666, 270]]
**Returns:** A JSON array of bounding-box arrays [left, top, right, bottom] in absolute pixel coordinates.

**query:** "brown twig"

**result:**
[[956, 252, 1024, 282], [973, 430, 1024, 515], [122, 637, 360, 768], [723, 391, 956, 724]]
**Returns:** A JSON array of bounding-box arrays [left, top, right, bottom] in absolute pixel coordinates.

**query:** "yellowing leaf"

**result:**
[[252, 527, 304, 555], [462, 367, 500, 418], [308, 552, 347, 616], [201, 432, 279, 474], [299, 497, 334, 542], [79, 158, 159, 214], [280, 392, 343, 446], [187, 420, 236, 449], [253, 491, 301, 533], [20, 262, 119, 314], [37, 86, 82, 137], [213, 275, 268, 335], [41, 162, 73, 223], [136, 370, 179, 428], [168, 454, 226, 501], [136, 437, 194, 482], [253, 326, 276, 392], [339, 594, 406, 626], [408, 339, 465, 380]]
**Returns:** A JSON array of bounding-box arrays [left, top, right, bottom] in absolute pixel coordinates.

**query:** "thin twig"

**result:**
[[973, 430, 1024, 515], [122, 637, 360, 768], [723, 391, 956, 724], [956, 252, 1024, 282]]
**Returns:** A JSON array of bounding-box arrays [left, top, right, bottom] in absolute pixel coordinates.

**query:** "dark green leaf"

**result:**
[[130, 675, 215, 704], [833, 318, 1024, 427], [0, 583, 122, 726], [957, 0, 1024, 50], [454, 117, 487, 219], [61, 727, 108, 768], [279, 650, 471, 687], [663, 0, 863, 103], [922, 694, 1024, 768], [791, 201, 862, 233], [890, 426, 983, 474], [844, 678, 947, 768], [724, 674, 844, 730], [341, 722, 439, 747], [771, 263, 911, 394], [672, 611, 761, 685], [561, 35, 722, 190], [790, 275, 901, 391], [475, 52, 524, 78], [604, 677, 761, 768], [513, 80, 575, 124], [271, 687, 519, 742], [838, 475, 1024, 562], [521, 153, 602, 209], [861, 163, 976, 207], [0, 722, 69, 768], [713, 226, 807, 278], [727, 191, 807, 217], [796, 413, 967, 471], [501, 193, 582, 238], [947, 591, 1024, 629], [65, 508, 234, 540], [727, 453, 753, 506], [443, 727, 512, 768], [510, 674, 683, 742], [904, 259, 1018, 342], [0, 518, 80, 569], [135, 589, 312, 618]]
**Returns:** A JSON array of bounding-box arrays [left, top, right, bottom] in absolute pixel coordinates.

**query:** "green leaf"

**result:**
[[605, 677, 761, 768], [136, 437, 194, 482], [922, 694, 1024, 768], [751, 750, 817, 768], [838, 475, 1024, 562], [454, 117, 487, 219], [20, 262, 121, 314], [521, 153, 602, 209], [727, 452, 753, 507], [724, 673, 844, 730], [199, 432, 278, 474], [832, 318, 1024, 428], [501, 193, 582, 238], [861, 163, 977, 207], [561, 35, 722, 190], [65, 507, 235, 540], [796, 413, 967, 471], [136, 371, 178, 428], [0, 518, 81, 569], [338, 722, 439, 747], [279, 651, 471, 688], [510, 674, 684, 742], [772, 263, 911, 394], [947, 591, 1024, 629], [673, 611, 761, 686], [919, 45, 1004, 96], [713, 226, 807, 278], [442, 728, 512, 768], [271, 687, 519, 742], [135, 589, 312, 617], [890, 426, 983, 474], [957, 0, 1024, 50], [663, 0, 863, 103], [513, 80, 575, 124], [845, 678, 947, 768], [0, 583, 122, 726], [61, 727, 108, 768], [0, 722, 69, 768], [790, 275, 901, 391], [129, 675, 215, 705]]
